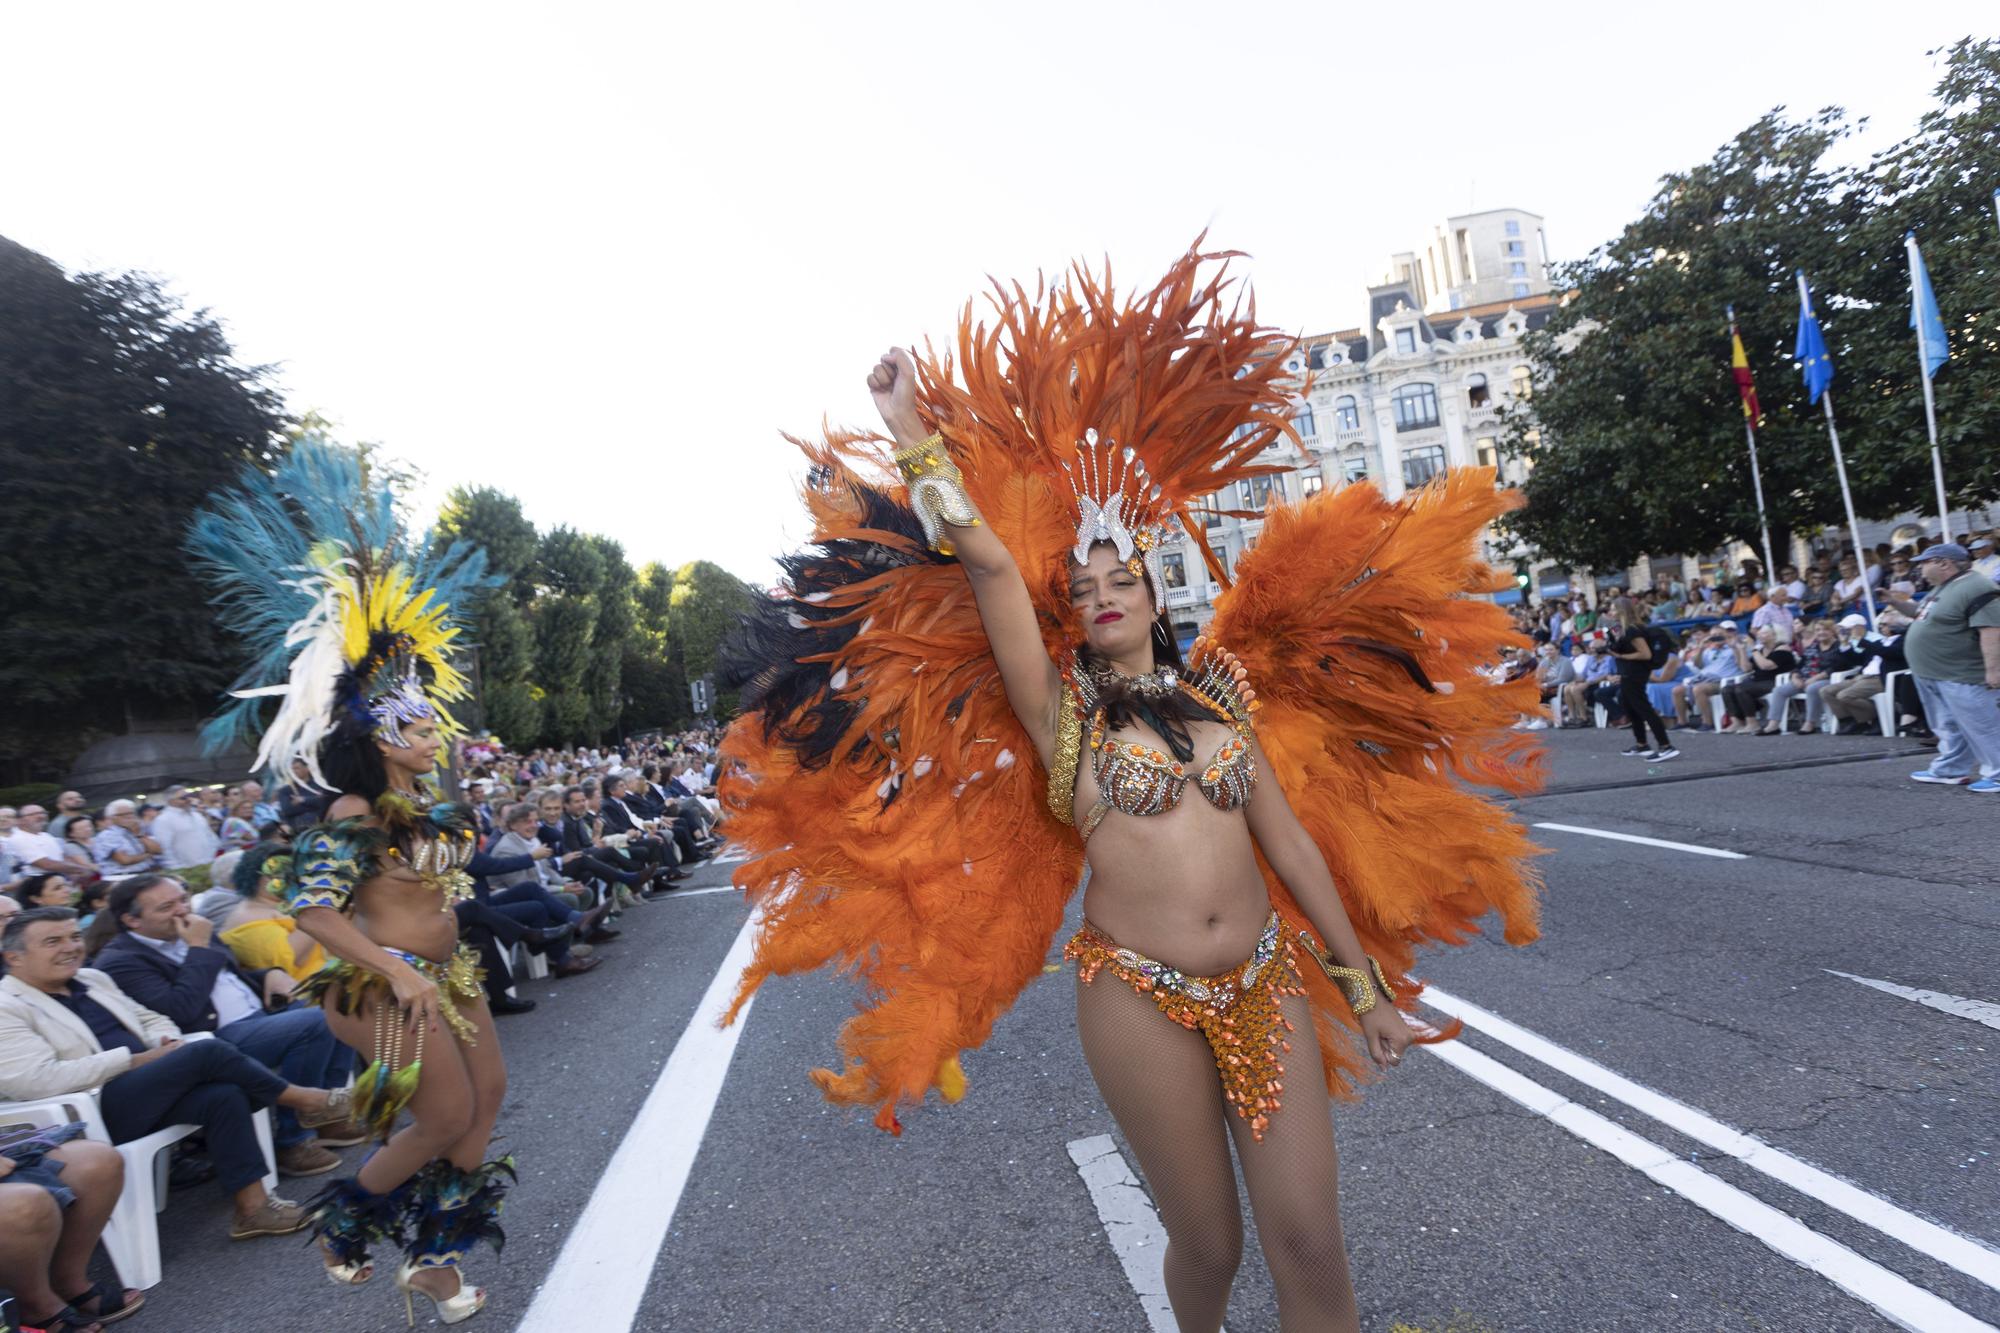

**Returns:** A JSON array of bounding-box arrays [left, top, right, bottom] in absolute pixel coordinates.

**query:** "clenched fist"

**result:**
[[866, 347, 925, 447]]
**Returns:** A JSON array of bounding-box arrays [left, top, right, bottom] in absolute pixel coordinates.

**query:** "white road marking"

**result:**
[[1066, 1135, 1224, 1333], [1531, 821, 1747, 859], [517, 909, 761, 1332], [660, 883, 739, 898], [1422, 1039, 1996, 1333], [1826, 971, 2000, 1032], [1423, 985, 2000, 1297]]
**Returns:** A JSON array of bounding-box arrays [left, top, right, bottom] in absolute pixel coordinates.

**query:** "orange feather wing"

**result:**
[[1207, 469, 1546, 1095]]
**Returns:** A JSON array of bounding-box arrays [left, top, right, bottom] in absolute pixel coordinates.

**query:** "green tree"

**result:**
[[535, 593, 597, 741], [583, 534, 636, 741], [666, 560, 760, 679], [436, 487, 545, 743], [532, 527, 604, 742], [627, 562, 691, 731], [0, 237, 287, 780], [1846, 38, 2000, 520], [1500, 109, 1866, 570], [437, 487, 541, 602], [665, 560, 761, 716], [1506, 45, 2000, 571]]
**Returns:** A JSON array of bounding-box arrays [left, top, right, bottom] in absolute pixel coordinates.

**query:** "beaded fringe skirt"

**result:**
[[1065, 911, 1307, 1141]]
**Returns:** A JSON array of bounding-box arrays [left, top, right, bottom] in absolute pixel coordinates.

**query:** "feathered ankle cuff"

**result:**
[[305, 1175, 414, 1267], [406, 1156, 518, 1269]]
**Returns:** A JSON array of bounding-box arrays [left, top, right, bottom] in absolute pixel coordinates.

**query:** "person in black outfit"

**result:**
[[1720, 625, 1799, 731], [1604, 597, 1679, 760]]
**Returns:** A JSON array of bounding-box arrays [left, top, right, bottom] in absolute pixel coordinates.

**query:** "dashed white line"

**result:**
[[1423, 984, 2000, 1299], [1422, 1038, 1996, 1332], [517, 909, 761, 1332], [1532, 821, 1748, 859], [1825, 971, 2000, 1032], [1067, 1135, 1224, 1333]]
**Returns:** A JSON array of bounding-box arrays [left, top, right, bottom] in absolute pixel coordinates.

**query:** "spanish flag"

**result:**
[[1727, 305, 1762, 427]]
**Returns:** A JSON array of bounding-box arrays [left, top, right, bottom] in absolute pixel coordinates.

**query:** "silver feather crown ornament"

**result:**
[[1060, 429, 1175, 612]]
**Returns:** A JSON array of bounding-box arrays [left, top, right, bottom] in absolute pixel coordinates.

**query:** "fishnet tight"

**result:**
[[1077, 973, 1359, 1332]]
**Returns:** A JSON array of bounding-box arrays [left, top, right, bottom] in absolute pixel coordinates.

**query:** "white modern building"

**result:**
[[1157, 209, 1559, 642], [1386, 206, 1553, 313]]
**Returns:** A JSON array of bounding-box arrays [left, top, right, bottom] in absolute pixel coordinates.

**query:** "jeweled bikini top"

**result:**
[[1047, 646, 1260, 841], [288, 785, 479, 917]]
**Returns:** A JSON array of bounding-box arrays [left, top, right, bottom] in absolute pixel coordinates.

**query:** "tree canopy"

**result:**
[[0, 236, 288, 780], [1503, 39, 2000, 569]]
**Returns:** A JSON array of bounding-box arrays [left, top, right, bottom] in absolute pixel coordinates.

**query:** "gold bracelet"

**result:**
[[1306, 946, 1397, 1017], [892, 432, 982, 556]]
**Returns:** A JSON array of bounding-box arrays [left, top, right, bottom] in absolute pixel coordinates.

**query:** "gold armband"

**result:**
[[1307, 947, 1397, 1017], [893, 433, 982, 556]]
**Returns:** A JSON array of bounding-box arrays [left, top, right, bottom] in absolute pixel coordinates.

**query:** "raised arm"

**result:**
[[869, 348, 1063, 762]]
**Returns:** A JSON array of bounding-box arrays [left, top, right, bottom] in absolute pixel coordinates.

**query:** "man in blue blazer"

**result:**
[[91, 875, 358, 1176]]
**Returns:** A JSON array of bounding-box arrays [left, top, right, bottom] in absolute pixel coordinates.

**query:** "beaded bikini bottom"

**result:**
[[1065, 911, 1307, 1141]]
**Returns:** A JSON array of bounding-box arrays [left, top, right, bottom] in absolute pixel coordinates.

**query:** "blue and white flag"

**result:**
[[1794, 270, 1834, 405], [1906, 232, 1949, 380]]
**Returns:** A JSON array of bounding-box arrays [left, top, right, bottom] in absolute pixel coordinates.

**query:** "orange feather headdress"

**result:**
[[717, 240, 1542, 1134]]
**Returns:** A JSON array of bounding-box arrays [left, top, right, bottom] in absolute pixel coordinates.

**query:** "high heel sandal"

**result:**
[[322, 1240, 373, 1286], [396, 1260, 486, 1327]]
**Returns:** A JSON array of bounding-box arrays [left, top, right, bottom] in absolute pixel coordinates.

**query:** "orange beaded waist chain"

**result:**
[[1065, 912, 1307, 1141]]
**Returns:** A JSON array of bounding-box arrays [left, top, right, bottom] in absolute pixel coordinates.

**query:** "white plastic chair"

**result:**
[[1707, 672, 1750, 730], [1788, 669, 1858, 736], [0, 1032, 278, 1290], [508, 941, 549, 985], [1876, 670, 1906, 738]]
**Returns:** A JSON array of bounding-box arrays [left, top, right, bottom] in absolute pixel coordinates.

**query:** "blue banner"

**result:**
[[1907, 232, 1949, 380], [1794, 270, 1835, 404]]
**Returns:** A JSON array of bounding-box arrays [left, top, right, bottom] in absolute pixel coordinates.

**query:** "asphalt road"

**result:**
[[97, 725, 1998, 1333]]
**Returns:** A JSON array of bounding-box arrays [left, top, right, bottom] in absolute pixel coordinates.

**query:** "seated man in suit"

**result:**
[[487, 803, 617, 946], [463, 822, 603, 980], [662, 760, 723, 835], [0, 907, 349, 1241], [602, 775, 704, 870], [553, 786, 679, 897], [90, 876, 358, 1177]]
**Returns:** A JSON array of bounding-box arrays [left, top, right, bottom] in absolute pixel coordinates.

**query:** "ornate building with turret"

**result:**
[[1158, 207, 1557, 644]]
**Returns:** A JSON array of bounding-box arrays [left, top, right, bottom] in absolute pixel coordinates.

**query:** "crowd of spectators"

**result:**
[[0, 726, 726, 1329], [1493, 532, 2000, 789]]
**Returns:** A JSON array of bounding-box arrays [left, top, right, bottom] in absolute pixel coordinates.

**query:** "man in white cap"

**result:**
[[1971, 536, 1999, 582], [148, 786, 220, 869], [1822, 608, 1913, 734], [1878, 543, 2000, 790], [90, 799, 163, 877], [1678, 620, 1747, 729]]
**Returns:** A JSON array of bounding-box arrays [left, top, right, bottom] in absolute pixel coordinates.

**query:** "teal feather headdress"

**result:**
[[188, 437, 496, 787]]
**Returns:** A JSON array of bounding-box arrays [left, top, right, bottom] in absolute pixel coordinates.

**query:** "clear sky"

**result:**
[[6, 2, 1989, 586]]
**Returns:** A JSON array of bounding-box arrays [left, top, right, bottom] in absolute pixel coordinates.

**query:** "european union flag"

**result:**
[[1794, 270, 1834, 404], [1907, 232, 1949, 380]]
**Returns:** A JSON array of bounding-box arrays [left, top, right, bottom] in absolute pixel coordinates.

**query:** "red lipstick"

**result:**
[[1094, 611, 1124, 625]]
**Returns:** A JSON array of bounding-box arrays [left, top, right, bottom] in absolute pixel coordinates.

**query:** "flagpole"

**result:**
[[1798, 271, 1877, 627], [1907, 233, 1952, 540], [1818, 389, 1878, 627], [1727, 306, 1779, 581], [1742, 415, 1778, 582]]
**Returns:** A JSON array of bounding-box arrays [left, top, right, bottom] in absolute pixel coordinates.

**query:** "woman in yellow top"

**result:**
[[219, 843, 326, 983]]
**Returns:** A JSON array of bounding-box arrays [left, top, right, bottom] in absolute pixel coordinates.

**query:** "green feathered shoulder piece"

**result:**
[[284, 818, 391, 916]]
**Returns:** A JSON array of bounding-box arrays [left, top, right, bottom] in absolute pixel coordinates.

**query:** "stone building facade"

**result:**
[[1156, 209, 1557, 643]]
